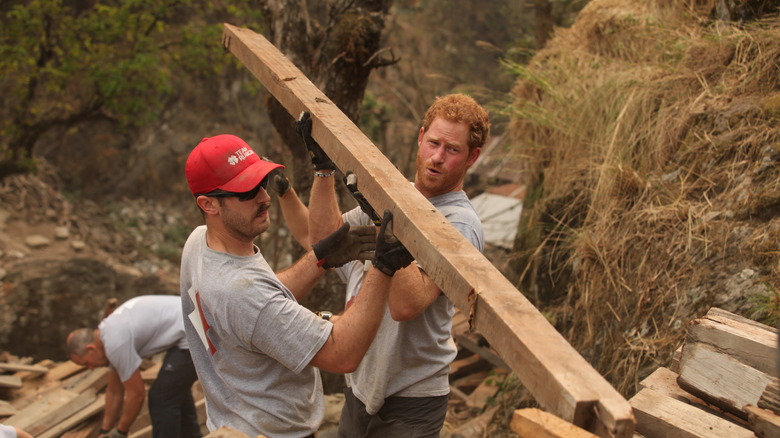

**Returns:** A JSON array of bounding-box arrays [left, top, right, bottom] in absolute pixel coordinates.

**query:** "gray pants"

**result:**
[[338, 387, 448, 438]]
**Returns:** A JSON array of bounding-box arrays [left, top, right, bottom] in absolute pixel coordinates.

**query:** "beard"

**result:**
[[221, 201, 272, 241]]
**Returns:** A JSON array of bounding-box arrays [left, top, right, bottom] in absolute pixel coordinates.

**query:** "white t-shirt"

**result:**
[[99, 295, 188, 382], [0, 424, 17, 438]]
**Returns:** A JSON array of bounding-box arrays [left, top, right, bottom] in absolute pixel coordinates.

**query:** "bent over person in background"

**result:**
[[302, 93, 489, 437], [67, 295, 201, 438], [180, 134, 413, 438]]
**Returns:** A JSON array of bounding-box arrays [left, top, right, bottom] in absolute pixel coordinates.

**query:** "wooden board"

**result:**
[[25, 389, 97, 436], [511, 408, 599, 438], [640, 366, 749, 427], [0, 375, 22, 389], [0, 362, 50, 374], [5, 388, 82, 429], [221, 22, 634, 438], [37, 393, 105, 438], [677, 342, 772, 419], [745, 405, 780, 438], [630, 388, 753, 438], [687, 308, 778, 375]]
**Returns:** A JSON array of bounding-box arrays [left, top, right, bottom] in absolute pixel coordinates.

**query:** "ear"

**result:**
[[466, 147, 481, 167], [196, 195, 220, 215], [417, 126, 425, 146]]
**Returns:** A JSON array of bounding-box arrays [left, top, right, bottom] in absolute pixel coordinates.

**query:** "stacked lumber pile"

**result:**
[[629, 307, 780, 437], [0, 354, 211, 438]]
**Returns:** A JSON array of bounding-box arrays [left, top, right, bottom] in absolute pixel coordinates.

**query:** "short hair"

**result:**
[[421, 94, 491, 151], [67, 328, 94, 357]]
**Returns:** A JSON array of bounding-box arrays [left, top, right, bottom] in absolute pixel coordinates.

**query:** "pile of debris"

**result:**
[[630, 307, 780, 437], [0, 309, 512, 438]]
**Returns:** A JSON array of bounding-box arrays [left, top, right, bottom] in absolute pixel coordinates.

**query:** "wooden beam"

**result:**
[[0, 362, 50, 374], [687, 308, 778, 375], [630, 388, 753, 438], [511, 408, 599, 438], [221, 23, 634, 437], [677, 342, 772, 419]]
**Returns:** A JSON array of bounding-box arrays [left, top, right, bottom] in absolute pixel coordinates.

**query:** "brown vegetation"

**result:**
[[509, 0, 780, 397]]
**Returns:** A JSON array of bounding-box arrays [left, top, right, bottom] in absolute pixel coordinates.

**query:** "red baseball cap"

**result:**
[[185, 135, 283, 195]]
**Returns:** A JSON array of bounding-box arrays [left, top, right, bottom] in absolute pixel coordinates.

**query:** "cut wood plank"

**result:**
[[0, 362, 50, 374], [221, 22, 635, 438], [449, 354, 491, 380], [25, 388, 97, 436], [44, 360, 85, 381], [758, 377, 780, 414], [511, 408, 599, 438], [687, 308, 778, 375], [745, 404, 780, 438], [640, 367, 701, 404], [630, 388, 753, 438], [456, 333, 510, 371], [140, 361, 162, 382], [639, 367, 749, 427], [0, 375, 21, 388], [677, 342, 772, 419], [37, 393, 105, 438], [5, 387, 82, 429], [0, 399, 17, 416], [62, 367, 109, 394]]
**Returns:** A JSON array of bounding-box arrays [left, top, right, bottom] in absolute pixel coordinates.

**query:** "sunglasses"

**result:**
[[195, 176, 269, 201]]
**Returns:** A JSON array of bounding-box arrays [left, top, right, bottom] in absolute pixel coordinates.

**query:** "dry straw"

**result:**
[[507, 0, 780, 396]]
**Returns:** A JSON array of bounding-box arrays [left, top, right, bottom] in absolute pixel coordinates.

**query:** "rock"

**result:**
[[54, 226, 70, 239], [25, 235, 50, 248]]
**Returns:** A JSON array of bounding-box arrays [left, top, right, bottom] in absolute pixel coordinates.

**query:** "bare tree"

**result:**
[[257, 0, 397, 192]]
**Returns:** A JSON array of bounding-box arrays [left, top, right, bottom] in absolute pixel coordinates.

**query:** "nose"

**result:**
[[431, 147, 446, 163], [256, 187, 271, 203]]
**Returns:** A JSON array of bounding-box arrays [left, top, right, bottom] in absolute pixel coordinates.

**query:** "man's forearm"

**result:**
[[278, 188, 312, 250], [277, 251, 326, 301], [117, 389, 145, 432], [308, 172, 342, 244]]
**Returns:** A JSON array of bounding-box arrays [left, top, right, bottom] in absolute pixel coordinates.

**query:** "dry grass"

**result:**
[[507, 0, 780, 397]]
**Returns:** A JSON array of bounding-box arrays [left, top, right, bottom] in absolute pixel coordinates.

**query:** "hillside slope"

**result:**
[[509, 0, 780, 396]]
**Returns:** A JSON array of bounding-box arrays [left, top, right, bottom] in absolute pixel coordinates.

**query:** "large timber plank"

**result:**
[[37, 393, 105, 438], [630, 388, 753, 438], [4, 387, 81, 429], [746, 405, 780, 438], [221, 22, 634, 438], [25, 388, 97, 436], [687, 308, 778, 375], [511, 408, 599, 438], [677, 342, 772, 419], [0, 362, 50, 374]]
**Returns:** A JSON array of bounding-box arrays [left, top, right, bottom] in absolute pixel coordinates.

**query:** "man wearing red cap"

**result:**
[[180, 134, 414, 438]]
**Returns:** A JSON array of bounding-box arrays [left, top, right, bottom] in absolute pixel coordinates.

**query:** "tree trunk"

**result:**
[[257, 0, 395, 394]]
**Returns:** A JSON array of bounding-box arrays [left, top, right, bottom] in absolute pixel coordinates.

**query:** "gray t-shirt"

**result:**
[[338, 189, 484, 414], [99, 295, 188, 382], [180, 226, 332, 438]]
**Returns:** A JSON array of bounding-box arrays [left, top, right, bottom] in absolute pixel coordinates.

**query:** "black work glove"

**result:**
[[312, 223, 376, 269], [267, 168, 291, 197], [296, 111, 336, 171], [344, 171, 382, 226], [372, 210, 414, 276]]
